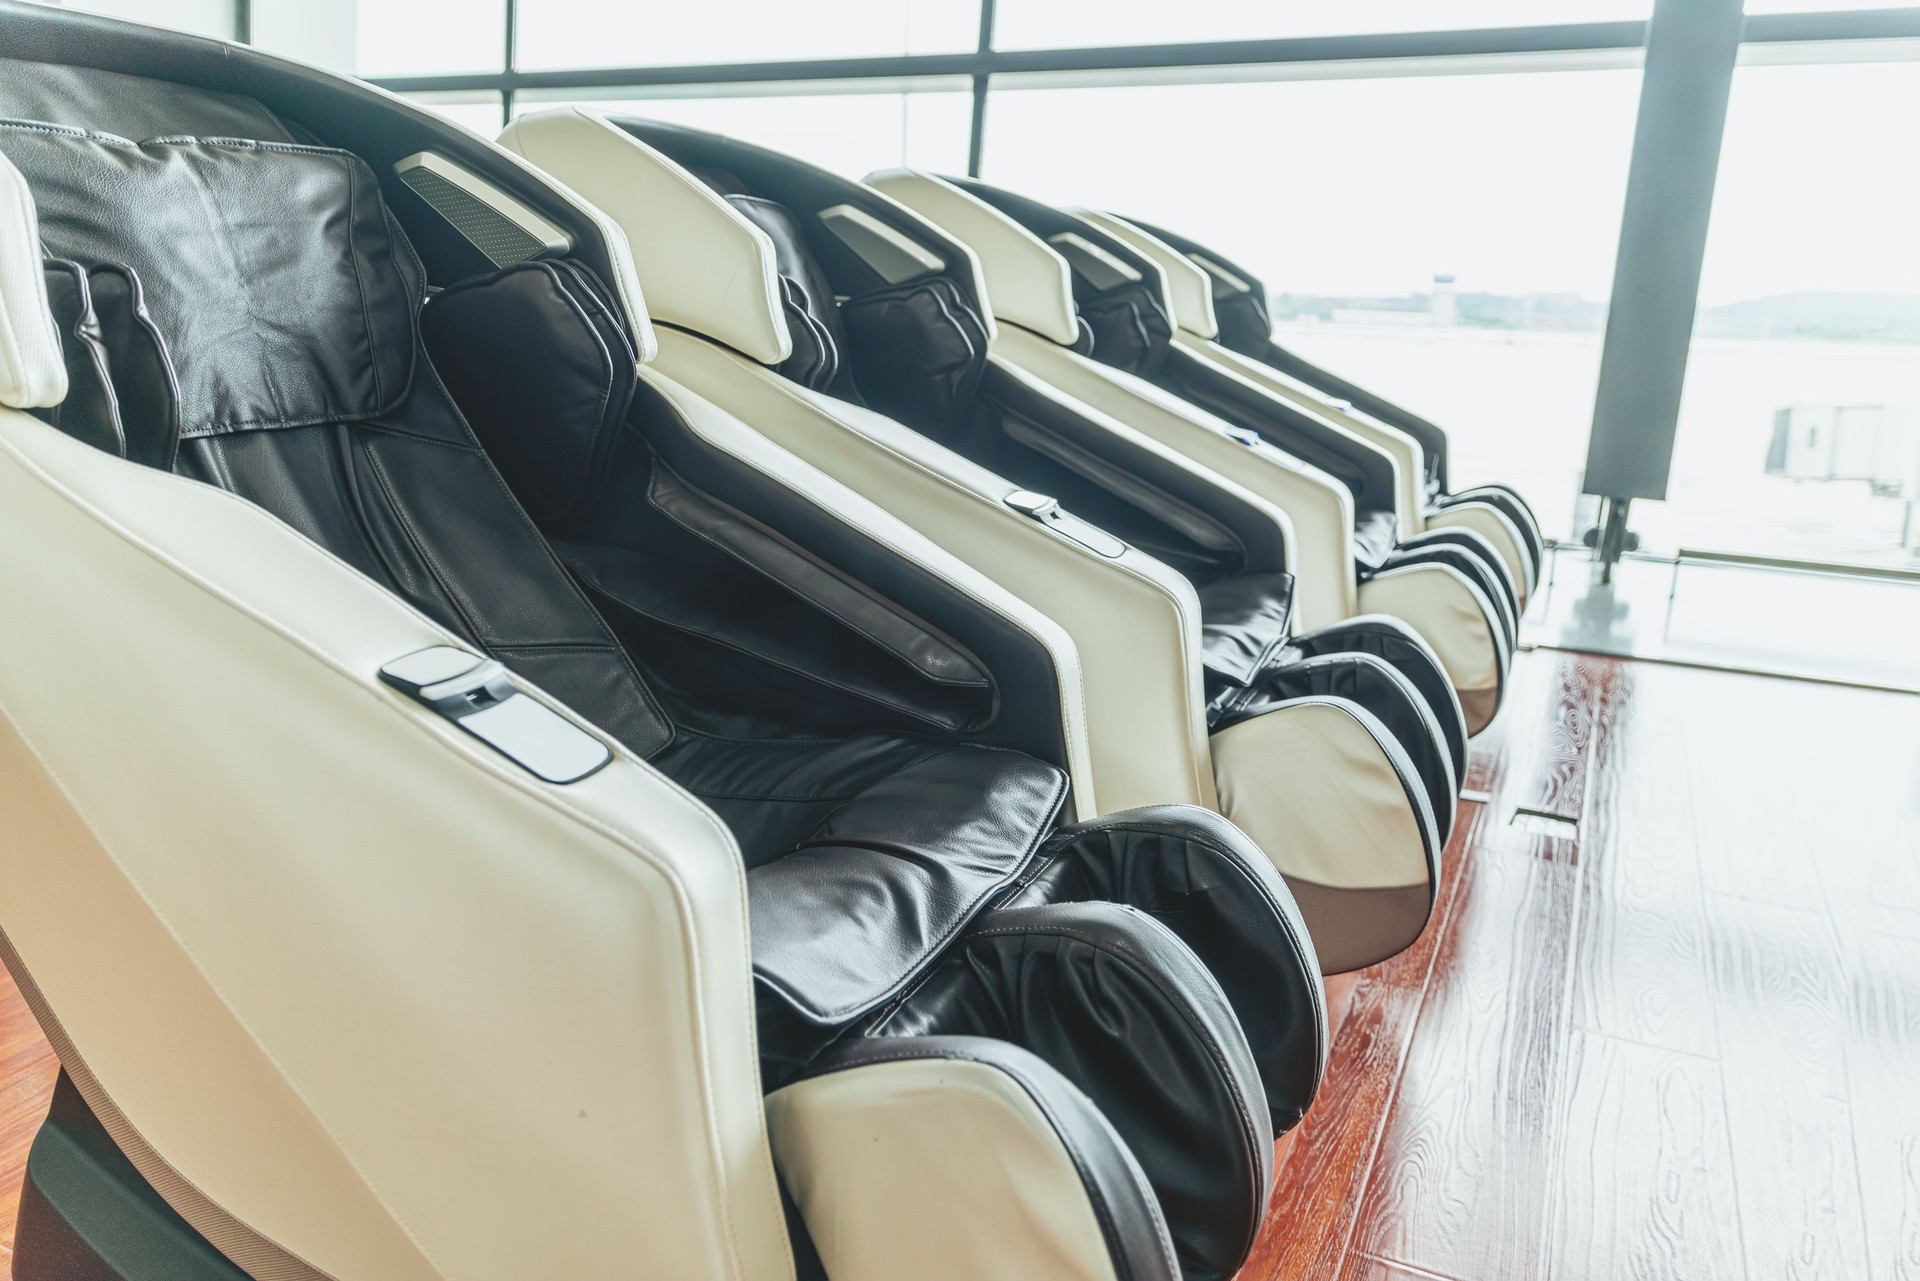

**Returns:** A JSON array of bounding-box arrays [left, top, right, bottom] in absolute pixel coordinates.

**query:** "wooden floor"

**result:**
[[1, 649, 1916, 1279]]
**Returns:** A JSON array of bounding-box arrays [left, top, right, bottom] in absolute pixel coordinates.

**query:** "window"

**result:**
[[356, 0, 506, 78], [402, 92, 507, 138], [515, 0, 979, 72], [993, 0, 1652, 51], [982, 66, 1644, 540], [514, 82, 974, 179], [57, 0, 234, 40], [1639, 55, 1920, 570]]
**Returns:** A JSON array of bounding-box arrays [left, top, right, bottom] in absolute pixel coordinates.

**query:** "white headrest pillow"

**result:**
[[0, 149, 68, 410]]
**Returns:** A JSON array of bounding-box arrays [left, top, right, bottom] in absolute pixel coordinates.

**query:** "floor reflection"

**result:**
[[1522, 545, 1920, 692]]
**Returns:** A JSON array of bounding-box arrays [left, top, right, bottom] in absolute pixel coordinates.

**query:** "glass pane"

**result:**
[[1640, 58, 1920, 572], [994, 0, 1651, 50], [982, 68, 1643, 541], [63, 0, 235, 40], [517, 0, 979, 71], [515, 83, 974, 179], [355, 0, 506, 77], [1744, 0, 1919, 11], [402, 92, 506, 138]]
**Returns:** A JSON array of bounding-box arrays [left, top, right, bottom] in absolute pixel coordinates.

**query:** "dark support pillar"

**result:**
[[1583, 0, 1744, 575], [502, 0, 519, 124], [967, 0, 997, 177]]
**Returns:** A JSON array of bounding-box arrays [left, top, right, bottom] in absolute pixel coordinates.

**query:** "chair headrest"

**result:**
[[499, 108, 793, 366], [1078, 211, 1220, 342], [864, 169, 1081, 348], [0, 149, 68, 409]]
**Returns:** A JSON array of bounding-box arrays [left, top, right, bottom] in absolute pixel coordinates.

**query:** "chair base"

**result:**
[[12, 1072, 250, 1281]]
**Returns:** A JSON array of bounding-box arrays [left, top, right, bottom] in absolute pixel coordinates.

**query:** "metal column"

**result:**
[[1582, 0, 1745, 578]]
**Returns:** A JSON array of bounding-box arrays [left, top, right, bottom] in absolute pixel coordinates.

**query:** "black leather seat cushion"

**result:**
[[1193, 572, 1296, 692], [1349, 506, 1401, 572], [653, 729, 1068, 1062]]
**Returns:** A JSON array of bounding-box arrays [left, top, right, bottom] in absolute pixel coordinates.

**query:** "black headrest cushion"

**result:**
[[1, 124, 418, 439]]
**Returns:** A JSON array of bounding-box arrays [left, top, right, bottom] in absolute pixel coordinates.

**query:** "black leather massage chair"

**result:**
[[0, 6, 1324, 1280], [498, 110, 1455, 975], [868, 171, 1519, 736], [948, 184, 1524, 652], [1115, 218, 1545, 607]]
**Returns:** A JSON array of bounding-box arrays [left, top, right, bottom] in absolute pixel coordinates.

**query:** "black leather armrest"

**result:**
[[636, 376, 1081, 778], [984, 360, 1292, 575]]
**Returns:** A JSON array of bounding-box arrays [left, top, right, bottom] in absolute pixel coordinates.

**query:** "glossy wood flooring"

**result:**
[[0, 649, 1916, 1279], [1240, 649, 1920, 1281]]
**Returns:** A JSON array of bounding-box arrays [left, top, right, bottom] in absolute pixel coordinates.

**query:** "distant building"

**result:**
[[1430, 274, 1458, 327]]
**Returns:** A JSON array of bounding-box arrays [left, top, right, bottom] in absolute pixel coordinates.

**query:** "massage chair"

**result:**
[[870, 172, 1517, 735], [1113, 217, 1545, 603], [978, 191, 1523, 647], [0, 6, 1326, 1279], [497, 109, 1455, 973]]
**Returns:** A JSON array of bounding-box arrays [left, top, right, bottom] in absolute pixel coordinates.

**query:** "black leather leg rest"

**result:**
[[1436, 484, 1545, 577], [1398, 527, 1522, 627], [1289, 617, 1467, 785], [1002, 805, 1328, 1133], [873, 903, 1272, 1281], [1379, 540, 1518, 650], [1223, 654, 1457, 848]]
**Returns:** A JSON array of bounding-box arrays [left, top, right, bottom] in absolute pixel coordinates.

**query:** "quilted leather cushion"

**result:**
[[652, 729, 1069, 1065], [1, 124, 416, 439]]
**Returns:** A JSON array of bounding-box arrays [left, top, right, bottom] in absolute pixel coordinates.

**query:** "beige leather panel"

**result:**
[[648, 328, 1219, 814], [500, 109, 792, 366], [992, 322, 1361, 631], [767, 1057, 1129, 1281], [865, 169, 1083, 347], [1079, 211, 1220, 341], [1194, 336, 1428, 536], [0, 151, 67, 409], [1358, 563, 1503, 733], [1422, 501, 1533, 604], [1210, 702, 1430, 892], [0, 410, 791, 1281]]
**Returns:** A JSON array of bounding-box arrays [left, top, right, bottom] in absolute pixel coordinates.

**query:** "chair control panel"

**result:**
[[1003, 489, 1127, 558], [380, 646, 612, 784]]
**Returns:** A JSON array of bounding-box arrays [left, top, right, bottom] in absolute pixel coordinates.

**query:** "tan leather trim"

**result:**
[[1280, 879, 1435, 975]]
